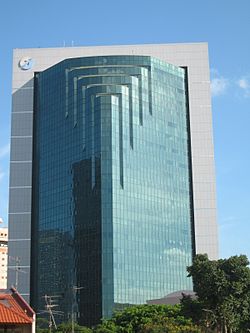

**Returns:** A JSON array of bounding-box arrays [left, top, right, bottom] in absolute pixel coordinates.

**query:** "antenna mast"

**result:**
[[43, 295, 63, 332], [9, 256, 26, 290]]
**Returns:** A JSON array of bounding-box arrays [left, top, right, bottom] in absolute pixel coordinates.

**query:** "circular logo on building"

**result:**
[[19, 57, 34, 70]]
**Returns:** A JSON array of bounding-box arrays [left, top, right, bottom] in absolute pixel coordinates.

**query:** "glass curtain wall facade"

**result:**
[[31, 55, 194, 326]]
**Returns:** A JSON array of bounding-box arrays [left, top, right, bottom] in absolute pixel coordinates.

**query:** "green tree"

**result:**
[[187, 254, 250, 333], [94, 304, 200, 333], [94, 320, 119, 333], [141, 319, 201, 333], [56, 321, 92, 333], [180, 295, 205, 326], [36, 317, 50, 333]]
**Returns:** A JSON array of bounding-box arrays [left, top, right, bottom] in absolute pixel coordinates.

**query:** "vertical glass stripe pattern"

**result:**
[[32, 55, 193, 327]]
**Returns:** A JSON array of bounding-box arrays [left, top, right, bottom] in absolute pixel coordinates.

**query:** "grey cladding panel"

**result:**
[[11, 112, 33, 137], [9, 213, 31, 240], [8, 239, 31, 266], [10, 137, 33, 161], [9, 188, 32, 213], [10, 162, 32, 187], [12, 88, 34, 111]]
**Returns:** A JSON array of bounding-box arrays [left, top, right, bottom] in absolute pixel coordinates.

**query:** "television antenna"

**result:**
[[38, 295, 63, 333], [9, 256, 27, 290]]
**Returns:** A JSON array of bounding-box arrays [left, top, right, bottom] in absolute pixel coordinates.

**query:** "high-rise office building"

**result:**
[[8, 43, 218, 326]]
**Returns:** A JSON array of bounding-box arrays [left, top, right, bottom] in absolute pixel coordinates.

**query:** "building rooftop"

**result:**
[[147, 290, 197, 305], [0, 288, 35, 324]]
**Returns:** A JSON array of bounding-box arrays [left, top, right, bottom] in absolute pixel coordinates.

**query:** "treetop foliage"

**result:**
[[94, 304, 201, 333], [186, 254, 250, 333], [37, 254, 250, 333]]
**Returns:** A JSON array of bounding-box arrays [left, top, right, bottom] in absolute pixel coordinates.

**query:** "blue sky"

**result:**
[[0, 0, 249, 259]]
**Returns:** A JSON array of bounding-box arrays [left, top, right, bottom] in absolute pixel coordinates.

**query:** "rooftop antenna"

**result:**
[[38, 295, 63, 333], [9, 256, 26, 290]]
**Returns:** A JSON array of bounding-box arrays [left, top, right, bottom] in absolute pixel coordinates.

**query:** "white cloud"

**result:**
[[237, 77, 250, 97], [238, 78, 249, 89], [211, 77, 228, 97], [209, 68, 250, 99], [0, 144, 10, 159]]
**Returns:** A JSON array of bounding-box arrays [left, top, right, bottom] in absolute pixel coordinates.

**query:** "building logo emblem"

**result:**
[[19, 57, 34, 70]]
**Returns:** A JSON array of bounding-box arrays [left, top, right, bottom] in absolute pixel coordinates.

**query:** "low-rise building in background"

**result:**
[[0, 220, 8, 290]]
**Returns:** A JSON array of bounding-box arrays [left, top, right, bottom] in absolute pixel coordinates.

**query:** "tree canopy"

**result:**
[[94, 304, 201, 333], [186, 254, 250, 333]]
